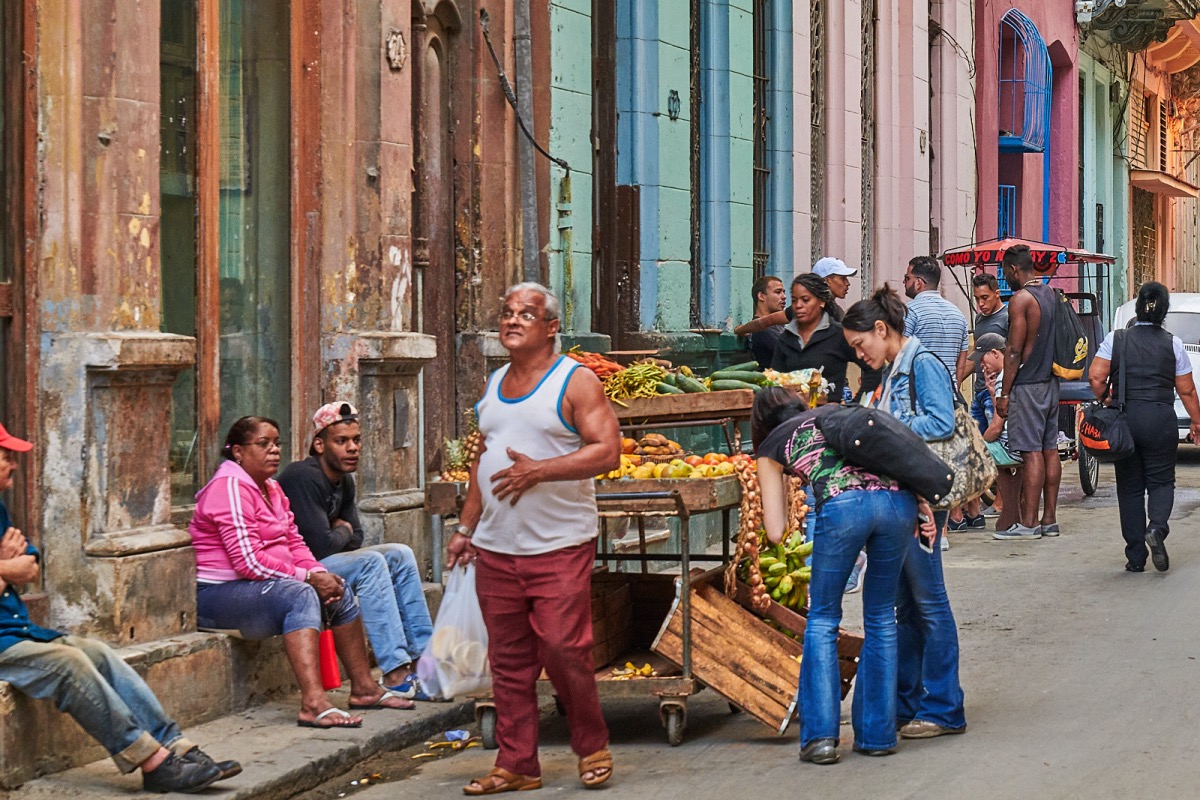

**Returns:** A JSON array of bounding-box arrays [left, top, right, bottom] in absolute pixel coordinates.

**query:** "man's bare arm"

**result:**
[[1000, 292, 1033, 402], [955, 349, 971, 385], [0, 555, 39, 586], [734, 310, 788, 336]]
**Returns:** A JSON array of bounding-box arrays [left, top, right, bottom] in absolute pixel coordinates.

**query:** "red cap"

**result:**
[[0, 423, 32, 453]]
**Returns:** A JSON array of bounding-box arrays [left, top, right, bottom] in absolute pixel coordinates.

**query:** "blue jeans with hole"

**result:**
[[798, 489, 914, 751], [895, 511, 966, 729], [0, 635, 194, 772], [323, 544, 433, 673]]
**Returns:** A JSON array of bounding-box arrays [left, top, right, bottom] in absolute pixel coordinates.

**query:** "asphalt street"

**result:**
[[337, 449, 1200, 800]]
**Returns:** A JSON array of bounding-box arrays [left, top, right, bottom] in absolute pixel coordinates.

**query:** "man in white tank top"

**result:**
[[450, 283, 621, 794]]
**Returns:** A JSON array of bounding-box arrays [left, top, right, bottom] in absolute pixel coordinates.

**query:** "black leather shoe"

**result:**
[[1125, 562, 1145, 573], [1146, 528, 1170, 572], [853, 744, 897, 756], [182, 747, 243, 781], [799, 738, 840, 765], [142, 752, 222, 794]]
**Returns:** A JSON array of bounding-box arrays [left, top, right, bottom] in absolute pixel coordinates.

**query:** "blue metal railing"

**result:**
[[998, 10, 1051, 154], [998, 184, 1017, 239]]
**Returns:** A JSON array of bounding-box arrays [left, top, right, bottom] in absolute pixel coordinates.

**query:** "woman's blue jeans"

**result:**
[[895, 511, 966, 730], [799, 489, 915, 751]]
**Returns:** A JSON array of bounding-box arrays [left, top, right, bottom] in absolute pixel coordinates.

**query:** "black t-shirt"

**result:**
[[746, 324, 785, 369], [973, 306, 1009, 381], [276, 456, 365, 560]]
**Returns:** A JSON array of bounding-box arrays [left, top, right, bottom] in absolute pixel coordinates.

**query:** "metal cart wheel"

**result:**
[[1078, 432, 1099, 496], [479, 706, 498, 750], [660, 700, 687, 746]]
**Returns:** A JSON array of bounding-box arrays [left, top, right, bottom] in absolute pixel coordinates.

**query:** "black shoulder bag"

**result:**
[[1079, 330, 1134, 462]]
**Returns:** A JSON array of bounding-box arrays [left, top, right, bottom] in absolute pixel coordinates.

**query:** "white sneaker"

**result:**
[[993, 523, 1041, 540], [940, 534, 950, 551]]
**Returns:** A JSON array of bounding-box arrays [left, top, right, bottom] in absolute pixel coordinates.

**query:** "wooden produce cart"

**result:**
[[474, 479, 743, 748]]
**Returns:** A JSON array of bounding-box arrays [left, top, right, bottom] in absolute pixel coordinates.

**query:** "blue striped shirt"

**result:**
[[903, 292, 969, 376]]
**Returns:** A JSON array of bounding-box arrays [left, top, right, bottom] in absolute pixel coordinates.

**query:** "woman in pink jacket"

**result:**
[[190, 416, 413, 728]]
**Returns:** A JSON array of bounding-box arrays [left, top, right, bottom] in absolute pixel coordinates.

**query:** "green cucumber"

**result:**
[[655, 381, 684, 395], [710, 370, 770, 385], [659, 372, 678, 387], [675, 374, 709, 393], [726, 360, 762, 372], [710, 379, 761, 392]]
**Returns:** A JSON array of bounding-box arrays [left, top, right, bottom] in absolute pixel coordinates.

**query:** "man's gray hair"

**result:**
[[505, 282, 561, 320]]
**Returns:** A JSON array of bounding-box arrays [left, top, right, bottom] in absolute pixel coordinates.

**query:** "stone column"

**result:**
[[39, 333, 197, 645]]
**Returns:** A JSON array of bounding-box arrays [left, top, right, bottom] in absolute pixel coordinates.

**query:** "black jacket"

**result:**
[[770, 318, 881, 401]]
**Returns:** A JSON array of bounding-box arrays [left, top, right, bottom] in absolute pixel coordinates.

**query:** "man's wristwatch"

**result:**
[[454, 524, 474, 539]]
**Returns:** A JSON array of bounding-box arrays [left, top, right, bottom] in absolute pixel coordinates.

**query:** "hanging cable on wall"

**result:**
[[479, 9, 571, 178]]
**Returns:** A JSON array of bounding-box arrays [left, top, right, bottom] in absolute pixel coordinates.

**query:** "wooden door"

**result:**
[[413, 10, 457, 474]]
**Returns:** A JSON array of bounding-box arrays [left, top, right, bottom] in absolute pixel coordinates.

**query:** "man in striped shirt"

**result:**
[[903, 256, 969, 379]]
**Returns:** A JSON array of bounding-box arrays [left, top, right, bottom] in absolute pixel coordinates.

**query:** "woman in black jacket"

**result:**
[[1088, 282, 1200, 572], [770, 274, 877, 402]]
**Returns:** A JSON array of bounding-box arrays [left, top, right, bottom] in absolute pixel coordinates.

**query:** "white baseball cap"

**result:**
[[812, 257, 858, 278]]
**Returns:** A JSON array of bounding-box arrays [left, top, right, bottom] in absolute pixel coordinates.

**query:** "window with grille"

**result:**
[[1159, 96, 1169, 172], [753, 0, 772, 281], [860, 0, 875, 288], [810, 0, 825, 262], [1130, 86, 1149, 169], [998, 10, 1051, 154]]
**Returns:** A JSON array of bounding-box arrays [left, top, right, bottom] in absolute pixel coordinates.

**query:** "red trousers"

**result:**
[[475, 541, 609, 777]]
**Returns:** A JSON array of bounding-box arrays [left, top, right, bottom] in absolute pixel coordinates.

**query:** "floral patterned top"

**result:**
[[757, 412, 901, 509]]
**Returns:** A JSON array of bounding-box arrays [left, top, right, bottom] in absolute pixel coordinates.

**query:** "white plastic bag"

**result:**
[[417, 564, 491, 699]]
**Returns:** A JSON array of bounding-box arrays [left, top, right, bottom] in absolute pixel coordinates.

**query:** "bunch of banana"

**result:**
[[759, 533, 814, 611], [603, 362, 669, 402]]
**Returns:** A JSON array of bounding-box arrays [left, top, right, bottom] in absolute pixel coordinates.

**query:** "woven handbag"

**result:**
[[908, 353, 998, 510]]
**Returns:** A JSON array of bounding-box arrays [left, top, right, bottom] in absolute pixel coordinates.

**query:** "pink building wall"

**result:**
[[976, 1, 1079, 246], [792, 0, 976, 316]]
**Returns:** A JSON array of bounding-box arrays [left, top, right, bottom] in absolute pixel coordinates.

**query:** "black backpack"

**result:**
[[814, 405, 955, 504], [1051, 289, 1088, 380]]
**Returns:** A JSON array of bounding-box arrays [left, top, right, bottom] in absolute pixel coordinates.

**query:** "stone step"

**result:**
[[0, 581, 447, 788], [4, 695, 473, 800]]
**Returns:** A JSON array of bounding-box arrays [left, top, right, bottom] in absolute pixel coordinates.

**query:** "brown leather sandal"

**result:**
[[578, 749, 613, 789], [462, 767, 542, 795]]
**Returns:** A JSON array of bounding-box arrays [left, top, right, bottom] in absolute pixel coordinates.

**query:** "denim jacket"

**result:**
[[876, 337, 956, 443]]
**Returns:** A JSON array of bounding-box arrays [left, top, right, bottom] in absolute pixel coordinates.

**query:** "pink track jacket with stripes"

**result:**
[[189, 459, 329, 584]]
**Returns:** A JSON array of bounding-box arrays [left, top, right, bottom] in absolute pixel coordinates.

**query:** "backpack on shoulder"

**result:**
[[1051, 289, 1088, 380]]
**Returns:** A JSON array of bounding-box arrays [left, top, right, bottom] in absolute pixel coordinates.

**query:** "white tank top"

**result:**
[[472, 355, 598, 556]]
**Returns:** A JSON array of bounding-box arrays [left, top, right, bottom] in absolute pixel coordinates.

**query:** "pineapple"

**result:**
[[462, 409, 483, 466], [438, 411, 481, 483]]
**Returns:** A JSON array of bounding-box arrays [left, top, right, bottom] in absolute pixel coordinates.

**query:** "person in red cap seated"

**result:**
[[278, 402, 435, 699], [0, 423, 240, 793]]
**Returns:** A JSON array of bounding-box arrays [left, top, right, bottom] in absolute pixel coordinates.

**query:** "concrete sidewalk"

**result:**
[[0, 695, 473, 800]]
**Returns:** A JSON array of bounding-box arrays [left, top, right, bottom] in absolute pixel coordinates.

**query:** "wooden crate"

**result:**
[[652, 571, 866, 735], [731, 580, 864, 700], [653, 573, 803, 735], [590, 571, 678, 669], [610, 389, 754, 423]]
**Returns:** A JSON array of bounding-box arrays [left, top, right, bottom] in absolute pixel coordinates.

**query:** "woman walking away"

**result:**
[[189, 416, 414, 730], [843, 286, 967, 740], [1089, 282, 1200, 573], [753, 387, 930, 764]]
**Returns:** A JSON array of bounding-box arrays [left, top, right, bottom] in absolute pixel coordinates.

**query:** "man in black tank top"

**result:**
[[994, 246, 1061, 540]]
